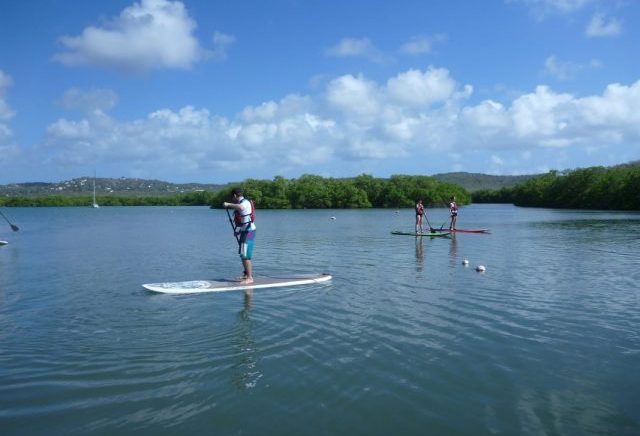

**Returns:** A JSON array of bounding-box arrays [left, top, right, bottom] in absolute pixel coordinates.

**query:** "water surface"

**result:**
[[1, 205, 639, 435]]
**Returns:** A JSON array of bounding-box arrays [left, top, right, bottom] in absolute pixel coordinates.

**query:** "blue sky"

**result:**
[[1, 0, 639, 184]]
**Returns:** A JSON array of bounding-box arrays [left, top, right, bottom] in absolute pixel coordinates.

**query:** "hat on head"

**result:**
[[232, 187, 243, 196]]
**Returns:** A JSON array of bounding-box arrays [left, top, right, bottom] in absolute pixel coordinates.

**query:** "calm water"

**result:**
[[1, 204, 639, 435]]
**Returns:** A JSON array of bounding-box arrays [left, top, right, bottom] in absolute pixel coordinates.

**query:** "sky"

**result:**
[[0, 0, 639, 184]]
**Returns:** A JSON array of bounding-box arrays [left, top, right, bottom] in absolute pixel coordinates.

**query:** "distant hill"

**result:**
[[432, 161, 640, 192], [0, 177, 228, 197], [612, 160, 640, 170], [3, 163, 635, 197], [431, 172, 540, 192]]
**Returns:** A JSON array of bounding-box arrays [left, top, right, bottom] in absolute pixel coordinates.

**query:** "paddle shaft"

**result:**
[[0, 210, 19, 231], [225, 208, 240, 246], [423, 210, 435, 231], [424, 200, 448, 231]]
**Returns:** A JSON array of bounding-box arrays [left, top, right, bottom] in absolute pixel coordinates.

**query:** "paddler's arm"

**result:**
[[222, 201, 242, 211]]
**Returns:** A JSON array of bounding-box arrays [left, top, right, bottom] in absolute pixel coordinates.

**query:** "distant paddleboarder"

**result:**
[[415, 199, 425, 233], [223, 187, 256, 284], [449, 196, 458, 230]]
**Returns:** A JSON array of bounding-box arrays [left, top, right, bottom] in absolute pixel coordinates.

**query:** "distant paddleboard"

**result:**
[[431, 228, 490, 234], [391, 231, 451, 237], [143, 273, 332, 294], [0, 240, 8, 246]]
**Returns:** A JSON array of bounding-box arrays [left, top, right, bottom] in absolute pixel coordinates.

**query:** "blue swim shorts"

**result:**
[[239, 230, 255, 260]]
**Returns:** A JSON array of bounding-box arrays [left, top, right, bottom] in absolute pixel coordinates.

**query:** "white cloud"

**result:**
[[46, 119, 92, 141], [211, 31, 236, 61], [463, 81, 640, 149], [0, 140, 21, 164], [326, 74, 381, 117], [543, 55, 601, 80], [399, 34, 446, 55], [59, 88, 119, 113], [241, 101, 279, 122], [386, 67, 457, 107], [0, 124, 12, 144], [0, 70, 15, 148], [540, 0, 591, 13], [491, 155, 505, 166], [462, 100, 509, 131], [0, 70, 15, 121], [240, 95, 313, 123], [510, 0, 593, 18], [578, 82, 640, 126], [53, 0, 207, 72], [543, 56, 572, 80], [510, 85, 575, 138], [36, 68, 640, 179], [585, 13, 621, 37], [325, 38, 389, 63]]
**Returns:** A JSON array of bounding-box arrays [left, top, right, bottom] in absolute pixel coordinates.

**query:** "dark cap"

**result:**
[[232, 187, 243, 196]]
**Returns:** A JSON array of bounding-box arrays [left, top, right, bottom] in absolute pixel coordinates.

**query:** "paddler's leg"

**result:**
[[239, 230, 255, 284], [241, 259, 253, 284]]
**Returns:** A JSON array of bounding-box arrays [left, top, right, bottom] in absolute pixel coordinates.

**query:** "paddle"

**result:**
[[225, 208, 240, 247], [438, 196, 454, 231], [423, 199, 451, 232], [424, 199, 446, 232], [0, 210, 19, 232], [427, 217, 450, 233], [423, 209, 436, 233]]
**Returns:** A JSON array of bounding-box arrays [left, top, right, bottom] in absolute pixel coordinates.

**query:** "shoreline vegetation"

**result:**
[[473, 164, 640, 211], [0, 174, 468, 209], [1, 162, 639, 210]]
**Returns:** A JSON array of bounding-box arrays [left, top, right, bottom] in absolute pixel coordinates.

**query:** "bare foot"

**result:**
[[239, 278, 254, 285]]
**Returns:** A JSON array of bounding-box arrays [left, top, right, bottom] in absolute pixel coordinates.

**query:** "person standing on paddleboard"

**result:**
[[415, 199, 425, 233], [449, 196, 458, 230], [223, 187, 256, 284]]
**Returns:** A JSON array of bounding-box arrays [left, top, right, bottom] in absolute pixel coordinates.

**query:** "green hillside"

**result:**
[[431, 172, 539, 192], [0, 177, 227, 197]]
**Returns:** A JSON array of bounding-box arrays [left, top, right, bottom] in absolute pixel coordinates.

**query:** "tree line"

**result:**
[[0, 174, 468, 209], [472, 165, 640, 210], [0, 192, 215, 207]]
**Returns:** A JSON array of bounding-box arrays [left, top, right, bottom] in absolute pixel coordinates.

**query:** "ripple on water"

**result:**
[[1, 207, 639, 435]]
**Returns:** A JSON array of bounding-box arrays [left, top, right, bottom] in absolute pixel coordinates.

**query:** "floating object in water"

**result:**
[[462, 258, 469, 265], [476, 265, 486, 272], [330, 216, 336, 220]]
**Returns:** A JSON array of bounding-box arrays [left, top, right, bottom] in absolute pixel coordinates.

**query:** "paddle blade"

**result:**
[[11, 224, 19, 231]]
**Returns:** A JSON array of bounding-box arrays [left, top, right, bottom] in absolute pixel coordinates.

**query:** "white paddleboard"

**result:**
[[0, 241, 8, 246], [143, 273, 332, 294]]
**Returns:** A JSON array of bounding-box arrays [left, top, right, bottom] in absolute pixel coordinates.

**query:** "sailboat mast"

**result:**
[[92, 170, 99, 208]]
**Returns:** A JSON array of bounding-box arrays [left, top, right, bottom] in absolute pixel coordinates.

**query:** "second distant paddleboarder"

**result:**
[[448, 196, 458, 230]]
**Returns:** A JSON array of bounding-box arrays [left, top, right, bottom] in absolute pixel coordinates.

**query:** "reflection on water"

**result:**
[[448, 234, 458, 268], [1, 205, 639, 435], [231, 289, 262, 390], [415, 237, 423, 271], [243, 289, 253, 309]]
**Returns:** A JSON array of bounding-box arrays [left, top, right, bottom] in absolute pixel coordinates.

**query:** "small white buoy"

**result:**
[[462, 258, 469, 266], [476, 265, 486, 272], [330, 216, 336, 220]]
